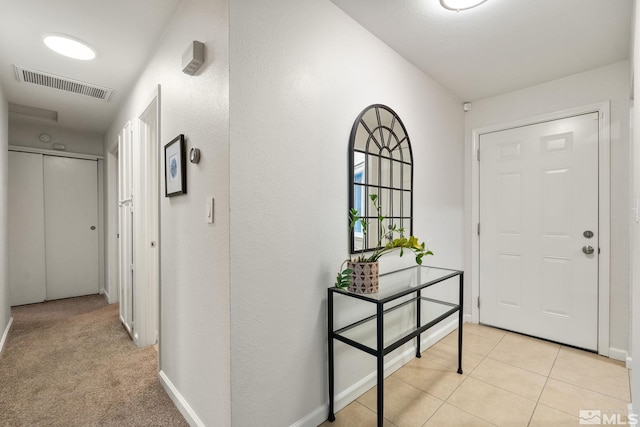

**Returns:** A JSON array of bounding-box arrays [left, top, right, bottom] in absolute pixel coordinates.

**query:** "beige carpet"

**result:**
[[0, 295, 188, 427]]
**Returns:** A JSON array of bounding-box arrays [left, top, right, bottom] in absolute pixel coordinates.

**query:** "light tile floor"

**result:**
[[321, 323, 631, 427]]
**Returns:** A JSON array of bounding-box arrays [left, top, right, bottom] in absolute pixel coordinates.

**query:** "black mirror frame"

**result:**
[[348, 104, 414, 254]]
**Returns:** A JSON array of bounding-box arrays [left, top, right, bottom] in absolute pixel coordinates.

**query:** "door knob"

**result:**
[[90, 226, 96, 230], [582, 245, 595, 255]]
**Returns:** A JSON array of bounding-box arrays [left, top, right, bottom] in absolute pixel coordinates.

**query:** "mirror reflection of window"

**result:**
[[349, 104, 413, 254], [353, 152, 365, 241]]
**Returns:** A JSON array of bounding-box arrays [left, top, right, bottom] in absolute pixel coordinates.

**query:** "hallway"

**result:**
[[0, 295, 186, 426], [323, 323, 631, 426]]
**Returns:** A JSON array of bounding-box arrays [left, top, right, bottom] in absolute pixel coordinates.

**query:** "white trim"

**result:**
[[8, 145, 103, 160], [106, 149, 119, 305], [131, 86, 161, 349], [608, 347, 628, 363], [292, 316, 461, 427], [158, 370, 205, 427], [470, 102, 611, 356], [0, 318, 13, 353], [97, 159, 105, 296]]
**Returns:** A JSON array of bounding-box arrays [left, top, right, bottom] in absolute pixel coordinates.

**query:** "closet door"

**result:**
[[8, 151, 47, 305], [44, 156, 99, 300]]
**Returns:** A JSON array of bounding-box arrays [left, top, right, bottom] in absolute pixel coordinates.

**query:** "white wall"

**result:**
[[630, 0, 640, 412], [229, 0, 464, 425], [9, 121, 103, 156], [104, 0, 230, 424], [464, 61, 631, 356], [0, 84, 10, 348]]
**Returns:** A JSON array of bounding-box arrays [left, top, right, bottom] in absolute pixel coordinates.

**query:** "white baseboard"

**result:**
[[290, 316, 462, 427], [102, 289, 111, 304], [0, 317, 13, 354], [609, 347, 628, 363], [158, 370, 205, 427]]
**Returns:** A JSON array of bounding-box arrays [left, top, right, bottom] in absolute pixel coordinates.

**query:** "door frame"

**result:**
[[132, 86, 161, 348], [470, 102, 611, 356]]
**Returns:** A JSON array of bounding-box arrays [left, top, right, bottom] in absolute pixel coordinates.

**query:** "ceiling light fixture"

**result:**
[[440, 0, 488, 11], [43, 34, 96, 60]]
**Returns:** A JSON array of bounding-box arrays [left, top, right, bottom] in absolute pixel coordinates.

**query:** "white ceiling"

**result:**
[[331, 0, 633, 101], [0, 0, 181, 133], [0, 1, 633, 135]]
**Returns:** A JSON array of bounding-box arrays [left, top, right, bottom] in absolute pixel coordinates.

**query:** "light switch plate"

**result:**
[[206, 197, 214, 224]]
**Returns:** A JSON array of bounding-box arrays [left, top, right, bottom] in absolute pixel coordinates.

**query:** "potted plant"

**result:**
[[335, 194, 433, 293]]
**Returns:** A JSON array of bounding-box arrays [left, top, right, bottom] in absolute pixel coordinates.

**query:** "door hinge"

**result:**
[[477, 297, 480, 308], [477, 223, 480, 236], [476, 149, 480, 161]]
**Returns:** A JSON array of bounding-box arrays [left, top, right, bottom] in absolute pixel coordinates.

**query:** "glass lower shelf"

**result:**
[[333, 297, 459, 355]]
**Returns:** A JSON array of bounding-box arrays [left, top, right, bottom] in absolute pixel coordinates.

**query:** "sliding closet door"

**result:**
[[8, 151, 47, 305], [43, 156, 100, 300]]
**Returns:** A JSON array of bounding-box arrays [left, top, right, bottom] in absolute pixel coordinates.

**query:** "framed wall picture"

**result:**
[[165, 134, 187, 197]]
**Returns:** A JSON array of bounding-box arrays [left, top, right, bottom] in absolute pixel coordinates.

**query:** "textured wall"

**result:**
[[104, 0, 230, 424], [0, 84, 9, 344], [631, 0, 640, 412], [229, 0, 464, 425], [9, 122, 103, 156]]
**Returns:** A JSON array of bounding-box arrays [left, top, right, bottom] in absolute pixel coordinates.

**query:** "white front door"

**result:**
[[43, 156, 100, 300], [479, 112, 599, 350]]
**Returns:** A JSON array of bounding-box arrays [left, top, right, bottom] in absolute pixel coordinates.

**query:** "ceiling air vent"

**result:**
[[14, 65, 114, 101]]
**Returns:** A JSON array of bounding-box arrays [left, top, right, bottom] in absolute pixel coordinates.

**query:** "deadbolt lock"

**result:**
[[583, 230, 594, 238]]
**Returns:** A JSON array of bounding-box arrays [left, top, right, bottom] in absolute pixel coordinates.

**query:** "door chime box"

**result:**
[[182, 40, 205, 75]]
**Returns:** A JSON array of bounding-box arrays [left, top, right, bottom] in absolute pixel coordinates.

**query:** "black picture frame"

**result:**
[[164, 134, 187, 197]]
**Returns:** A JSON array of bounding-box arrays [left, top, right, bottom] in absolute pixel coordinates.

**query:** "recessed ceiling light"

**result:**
[[440, 0, 488, 11], [43, 34, 96, 60]]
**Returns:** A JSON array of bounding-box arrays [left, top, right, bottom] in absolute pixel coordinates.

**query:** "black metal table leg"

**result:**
[[376, 303, 384, 427], [328, 289, 335, 421], [415, 289, 422, 358], [457, 272, 464, 375]]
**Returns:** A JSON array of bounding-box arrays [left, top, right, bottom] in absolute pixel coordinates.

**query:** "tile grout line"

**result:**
[[431, 327, 506, 427], [526, 345, 561, 426], [399, 326, 500, 426]]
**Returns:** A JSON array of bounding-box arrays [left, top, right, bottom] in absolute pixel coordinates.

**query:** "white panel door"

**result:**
[[479, 112, 599, 350], [118, 124, 134, 336], [44, 156, 100, 300], [8, 151, 47, 305]]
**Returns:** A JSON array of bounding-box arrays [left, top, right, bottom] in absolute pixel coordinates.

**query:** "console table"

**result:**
[[327, 265, 464, 426]]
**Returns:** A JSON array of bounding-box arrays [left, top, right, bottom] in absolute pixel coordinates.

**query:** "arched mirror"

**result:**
[[349, 104, 414, 254]]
